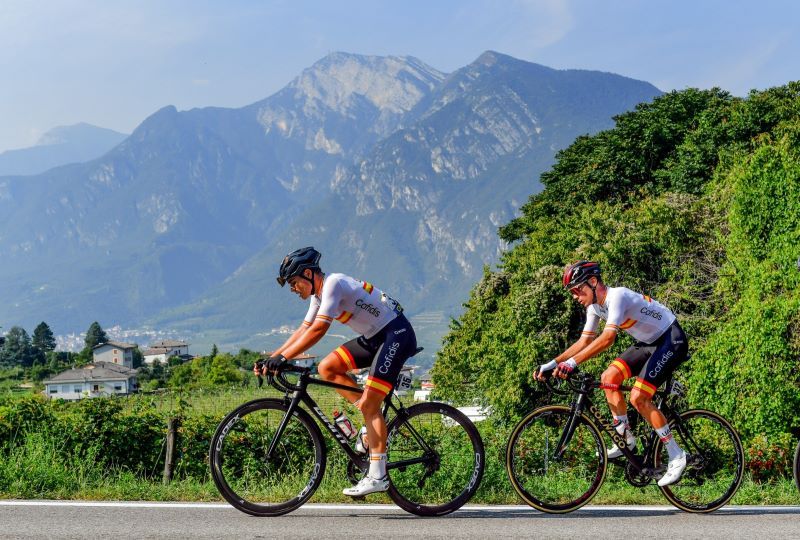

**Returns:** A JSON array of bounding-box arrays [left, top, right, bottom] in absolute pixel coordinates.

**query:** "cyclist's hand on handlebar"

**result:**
[[253, 360, 267, 377], [535, 360, 558, 382], [265, 354, 288, 373], [555, 358, 578, 379]]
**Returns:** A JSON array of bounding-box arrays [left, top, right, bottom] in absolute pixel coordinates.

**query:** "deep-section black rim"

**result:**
[[506, 405, 606, 513], [657, 409, 744, 513], [209, 399, 326, 516], [386, 402, 485, 516], [794, 440, 800, 494]]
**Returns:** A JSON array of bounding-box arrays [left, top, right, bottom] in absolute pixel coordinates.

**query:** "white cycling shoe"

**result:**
[[606, 437, 637, 459], [658, 451, 687, 487], [343, 475, 389, 497]]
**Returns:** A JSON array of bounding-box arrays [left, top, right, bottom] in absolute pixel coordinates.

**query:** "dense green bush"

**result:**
[[436, 84, 800, 481]]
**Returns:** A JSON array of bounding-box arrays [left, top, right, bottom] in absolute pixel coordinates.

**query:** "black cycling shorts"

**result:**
[[609, 321, 688, 397], [332, 313, 417, 398]]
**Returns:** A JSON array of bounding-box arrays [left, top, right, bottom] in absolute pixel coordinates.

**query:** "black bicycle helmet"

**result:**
[[562, 260, 602, 289], [277, 247, 322, 287]]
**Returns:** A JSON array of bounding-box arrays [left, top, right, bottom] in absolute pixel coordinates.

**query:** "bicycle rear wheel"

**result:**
[[656, 409, 743, 513], [506, 405, 607, 513], [209, 398, 326, 516], [386, 402, 485, 516]]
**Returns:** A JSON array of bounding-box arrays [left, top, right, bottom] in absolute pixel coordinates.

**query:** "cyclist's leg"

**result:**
[[629, 322, 688, 430], [317, 338, 375, 402], [604, 344, 651, 416], [629, 323, 689, 485], [358, 314, 417, 454]]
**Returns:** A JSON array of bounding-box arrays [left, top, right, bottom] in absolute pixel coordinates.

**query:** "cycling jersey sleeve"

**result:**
[[603, 288, 624, 333], [315, 276, 343, 324], [303, 296, 321, 327], [582, 306, 600, 337]]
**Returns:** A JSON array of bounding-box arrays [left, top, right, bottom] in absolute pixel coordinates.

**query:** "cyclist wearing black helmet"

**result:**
[[258, 247, 417, 497], [535, 261, 689, 487]]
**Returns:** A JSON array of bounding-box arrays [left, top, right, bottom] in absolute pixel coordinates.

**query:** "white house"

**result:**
[[143, 340, 190, 365], [92, 340, 136, 368], [43, 362, 138, 400]]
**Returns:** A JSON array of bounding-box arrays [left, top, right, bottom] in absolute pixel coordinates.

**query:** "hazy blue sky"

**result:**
[[1, 0, 798, 152]]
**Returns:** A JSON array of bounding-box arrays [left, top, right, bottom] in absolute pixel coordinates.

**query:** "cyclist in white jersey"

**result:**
[[535, 261, 689, 487], [255, 247, 417, 497]]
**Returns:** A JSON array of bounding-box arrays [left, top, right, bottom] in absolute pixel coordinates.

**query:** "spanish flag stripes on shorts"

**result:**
[[365, 376, 392, 397]]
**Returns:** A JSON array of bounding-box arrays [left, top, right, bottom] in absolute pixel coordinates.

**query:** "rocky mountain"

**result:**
[[0, 52, 660, 359], [145, 52, 662, 356], [0, 123, 128, 176]]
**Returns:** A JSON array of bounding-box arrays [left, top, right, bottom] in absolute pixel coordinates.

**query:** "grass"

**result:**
[[2, 429, 798, 506]]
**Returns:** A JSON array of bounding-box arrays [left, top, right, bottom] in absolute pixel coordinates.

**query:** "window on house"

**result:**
[[93, 385, 100, 392], [113, 349, 118, 354], [49, 387, 57, 394], [114, 385, 122, 391], [74, 386, 81, 393]]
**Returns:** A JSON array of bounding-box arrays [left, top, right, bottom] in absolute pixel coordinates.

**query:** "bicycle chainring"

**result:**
[[624, 460, 653, 487]]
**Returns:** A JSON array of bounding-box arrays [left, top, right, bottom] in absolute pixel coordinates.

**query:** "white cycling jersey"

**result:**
[[582, 286, 676, 344], [304, 273, 400, 338]]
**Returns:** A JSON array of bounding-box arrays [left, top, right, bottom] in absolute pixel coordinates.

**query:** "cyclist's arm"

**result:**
[[570, 329, 616, 364], [279, 320, 330, 360], [271, 322, 312, 357], [555, 334, 596, 362]]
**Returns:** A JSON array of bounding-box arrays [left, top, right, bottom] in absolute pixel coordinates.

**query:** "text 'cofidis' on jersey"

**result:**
[[304, 273, 400, 339]]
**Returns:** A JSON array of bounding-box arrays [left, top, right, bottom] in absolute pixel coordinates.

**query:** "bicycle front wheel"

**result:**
[[656, 409, 744, 513], [506, 405, 607, 513], [386, 402, 485, 516], [794, 440, 800, 494], [209, 398, 326, 516]]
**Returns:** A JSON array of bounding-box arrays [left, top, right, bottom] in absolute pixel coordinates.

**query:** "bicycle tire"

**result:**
[[656, 409, 743, 513], [385, 402, 485, 516], [209, 398, 326, 516], [794, 440, 800, 494], [506, 405, 607, 513]]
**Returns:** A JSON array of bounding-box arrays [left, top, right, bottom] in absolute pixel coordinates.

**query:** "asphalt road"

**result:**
[[1, 502, 799, 539]]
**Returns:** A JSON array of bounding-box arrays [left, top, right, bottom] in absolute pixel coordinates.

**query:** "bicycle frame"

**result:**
[[264, 368, 435, 472], [552, 374, 679, 476]]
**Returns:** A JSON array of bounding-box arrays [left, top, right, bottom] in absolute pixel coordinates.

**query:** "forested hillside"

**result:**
[[432, 83, 800, 464]]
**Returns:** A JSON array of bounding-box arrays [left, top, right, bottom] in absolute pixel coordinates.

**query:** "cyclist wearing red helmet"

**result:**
[[535, 260, 689, 487], [256, 247, 417, 497]]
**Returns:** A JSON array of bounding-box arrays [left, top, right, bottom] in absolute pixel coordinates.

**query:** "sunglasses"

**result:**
[[569, 283, 587, 295]]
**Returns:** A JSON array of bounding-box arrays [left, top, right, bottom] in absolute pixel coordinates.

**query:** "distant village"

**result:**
[[42, 339, 435, 402]]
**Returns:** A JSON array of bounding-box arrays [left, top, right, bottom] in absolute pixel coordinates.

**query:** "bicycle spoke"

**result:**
[[507, 405, 606, 513], [210, 399, 325, 516], [387, 403, 484, 516], [657, 409, 743, 512]]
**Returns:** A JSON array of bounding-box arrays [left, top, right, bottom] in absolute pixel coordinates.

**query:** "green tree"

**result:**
[[32, 322, 56, 353], [206, 354, 243, 386], [0, 326, 35, 367], [84, 322, 107, 350]]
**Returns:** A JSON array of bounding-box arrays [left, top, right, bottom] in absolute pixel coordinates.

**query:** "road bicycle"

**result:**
[[209, 353, 485, 517], [506, 369, 743, 513]]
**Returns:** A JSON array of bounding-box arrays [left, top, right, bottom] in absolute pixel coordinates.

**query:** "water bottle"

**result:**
[[333, 410, 356, 440]]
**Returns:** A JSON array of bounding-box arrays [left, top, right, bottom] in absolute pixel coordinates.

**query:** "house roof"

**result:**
[[149, 340, 188, 348], [44, 362, 137, 384], [143, 347, 170, 356], [92, 340, 136, 350]]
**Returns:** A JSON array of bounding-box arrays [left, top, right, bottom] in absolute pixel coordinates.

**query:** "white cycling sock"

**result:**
[[369, 453, 387, 479], [655, 425, 682, 459], [613, 415, 635, 444]]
